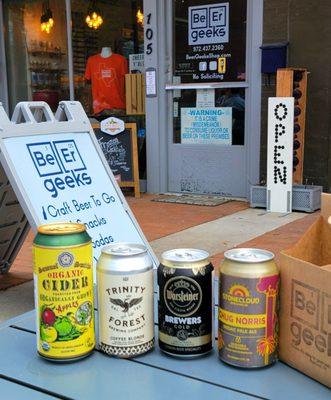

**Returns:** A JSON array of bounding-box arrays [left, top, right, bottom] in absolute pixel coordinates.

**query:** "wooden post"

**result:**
[[125, 74, 146, 115], [276, 68, 308, 184]]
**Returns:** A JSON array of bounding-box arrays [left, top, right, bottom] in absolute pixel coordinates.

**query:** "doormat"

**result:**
[[151, 194, 231, 207]]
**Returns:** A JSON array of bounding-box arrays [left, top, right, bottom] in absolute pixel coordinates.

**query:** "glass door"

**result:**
[[167, 0, 249, 197]]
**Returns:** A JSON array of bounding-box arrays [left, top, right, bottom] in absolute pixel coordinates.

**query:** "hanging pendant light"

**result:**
[[40, 1, 54, 34], [136, 8, 144, 26], [86, 0, 103, 30]]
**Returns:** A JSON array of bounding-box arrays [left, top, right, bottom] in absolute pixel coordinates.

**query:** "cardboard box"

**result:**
[[280, 194, 331, 387]]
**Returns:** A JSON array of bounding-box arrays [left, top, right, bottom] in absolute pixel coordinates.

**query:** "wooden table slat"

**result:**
[[0, 326, 250, 400], [0, 377, 59, 399], [9, 311, 331, 400]]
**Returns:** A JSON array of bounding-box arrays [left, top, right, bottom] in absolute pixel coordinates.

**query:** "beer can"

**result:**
[[33, 222, 95, 362], [158, 248, 214, 358], [218, 248, 279, 368], [97, 243, 154, 358]]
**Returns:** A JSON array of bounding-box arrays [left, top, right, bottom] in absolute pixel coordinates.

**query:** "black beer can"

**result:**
[[157, 248, 214, 358]]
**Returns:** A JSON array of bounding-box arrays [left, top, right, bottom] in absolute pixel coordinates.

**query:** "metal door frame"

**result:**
[[144, 0, 263, 196]]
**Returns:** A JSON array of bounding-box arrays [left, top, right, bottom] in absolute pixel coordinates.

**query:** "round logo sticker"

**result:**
[[164, 277, 202, 317], [58, 252, 74, 268]]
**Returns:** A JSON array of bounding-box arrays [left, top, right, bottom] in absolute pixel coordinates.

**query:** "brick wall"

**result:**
[[261, 0, 331, 190]]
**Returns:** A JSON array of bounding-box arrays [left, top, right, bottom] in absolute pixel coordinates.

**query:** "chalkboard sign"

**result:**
[[93, 123, 140, 197]]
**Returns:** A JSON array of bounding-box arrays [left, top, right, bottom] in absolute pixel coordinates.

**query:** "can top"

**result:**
[[101, 243, 147, 257], [224, 248, 275, 263], [37, 222, 86, 235], [161, 248, 209, 264]]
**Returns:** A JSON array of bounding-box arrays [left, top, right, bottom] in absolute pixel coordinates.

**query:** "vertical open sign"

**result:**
[[267, 97, 294, 213]]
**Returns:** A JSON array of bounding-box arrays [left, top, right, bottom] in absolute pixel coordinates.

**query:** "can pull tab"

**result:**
[[237, 250, 261, 260], [175, 251, 195, 259], [239, 250, 257, 259], [113, 246, 133, 254]]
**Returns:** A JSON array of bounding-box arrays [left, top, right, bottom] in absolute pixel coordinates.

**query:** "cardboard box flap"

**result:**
[[284, 215, 331, 267], [321, 192, 331, 221]]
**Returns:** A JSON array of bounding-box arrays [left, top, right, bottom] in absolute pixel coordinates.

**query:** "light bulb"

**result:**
[[49, 18, 54, 27], [86, 15, 91, 23], [92, 12, 97, 19]]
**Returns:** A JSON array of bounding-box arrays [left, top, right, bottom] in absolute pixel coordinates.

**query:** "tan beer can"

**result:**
[[218, 248, 279, 368]]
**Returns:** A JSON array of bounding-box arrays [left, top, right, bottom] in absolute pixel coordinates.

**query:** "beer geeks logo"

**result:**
[[222, 283, 260, 305], [164, 277, 202, 317], [188, 2, 229, 45], [27, 140, 92, 198]]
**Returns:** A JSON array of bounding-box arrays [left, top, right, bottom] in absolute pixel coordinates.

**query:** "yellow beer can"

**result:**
[[33, 222, 95, 361]]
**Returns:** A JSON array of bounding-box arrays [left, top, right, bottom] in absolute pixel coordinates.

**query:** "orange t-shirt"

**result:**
[[85, 53, 128, 114]]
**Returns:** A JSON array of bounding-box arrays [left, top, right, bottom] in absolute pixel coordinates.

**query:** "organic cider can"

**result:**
[[33, 222, 95, 361], [218, 248, 279, 368]]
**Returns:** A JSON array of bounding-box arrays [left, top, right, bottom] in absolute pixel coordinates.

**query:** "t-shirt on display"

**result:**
[[85, 53, 128, 114]]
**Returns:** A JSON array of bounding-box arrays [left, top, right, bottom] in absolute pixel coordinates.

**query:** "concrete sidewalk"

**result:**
[[0, 194, 319, 323]]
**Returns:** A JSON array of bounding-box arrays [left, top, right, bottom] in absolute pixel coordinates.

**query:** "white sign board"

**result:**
[[188, 2, 229, 45], [181, 107, 232, 144], [196, 89, 215, 108], [267, 97, 294, 213], [0, 102, 157, 275], [145, 68, 157, 97], [129, 53, 144, 73], [100, 116, 125, 135]]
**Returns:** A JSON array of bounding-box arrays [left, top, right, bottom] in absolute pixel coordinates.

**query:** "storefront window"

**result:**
[[173, 0, 247, 83], [173, 88, 245, 145], [3, 0, 70, 112], [70, 0, 146, 180], [71, 0, 144, 115]]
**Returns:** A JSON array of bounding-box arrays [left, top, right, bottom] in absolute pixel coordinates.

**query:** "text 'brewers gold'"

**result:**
[[158, 248, 213, 358]]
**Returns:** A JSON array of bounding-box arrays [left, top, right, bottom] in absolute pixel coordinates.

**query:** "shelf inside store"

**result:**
[[31, 84, 65, 89], [28, 50, 66, 58], [29, 68, 67, 73]]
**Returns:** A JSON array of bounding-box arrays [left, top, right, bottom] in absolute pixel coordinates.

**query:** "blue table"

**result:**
[[0, 309, 329, 400]]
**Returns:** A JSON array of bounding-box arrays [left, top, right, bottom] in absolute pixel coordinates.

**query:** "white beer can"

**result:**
[[97, 243, 154, 357]]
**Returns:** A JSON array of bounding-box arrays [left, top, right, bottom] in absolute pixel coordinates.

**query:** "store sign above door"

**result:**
[[188, 3, 229, 45], [174, 0, 246, 83], [0, 101, 157, 276]]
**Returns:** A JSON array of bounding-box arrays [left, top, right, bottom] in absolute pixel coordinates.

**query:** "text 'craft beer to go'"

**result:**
[[158, 248, 214, 358], [33, 222, 95, 362], [97, 243, 154, 358], [218, 248, 280, 368]]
